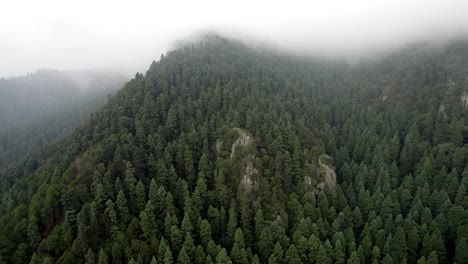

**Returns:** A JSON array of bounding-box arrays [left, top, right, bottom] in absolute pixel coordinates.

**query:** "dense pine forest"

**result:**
[[0, 35, 467, 264]]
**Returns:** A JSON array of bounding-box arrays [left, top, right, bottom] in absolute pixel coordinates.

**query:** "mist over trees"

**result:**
[[0, 35, 466, 263], [0, 69, 125, 168]]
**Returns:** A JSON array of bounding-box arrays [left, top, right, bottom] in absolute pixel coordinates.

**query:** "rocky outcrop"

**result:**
[[216, 140, 223, 153], [230, 128, 253, 159], [382, 86, 390, 101], [461, 91, 468, 109], [302, 154, 337, 193], [315, 155, 336, 191], [228, 128, 258, 193], [242, 161, 258, 193], [438, 104, 448, 119]]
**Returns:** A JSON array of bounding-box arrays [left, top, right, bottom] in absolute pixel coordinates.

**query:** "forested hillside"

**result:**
[[0, 69, 125, 168], [0, 36, 467, 264]]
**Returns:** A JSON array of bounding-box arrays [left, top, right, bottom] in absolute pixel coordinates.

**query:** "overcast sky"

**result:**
[[1, 0, 468, 78]]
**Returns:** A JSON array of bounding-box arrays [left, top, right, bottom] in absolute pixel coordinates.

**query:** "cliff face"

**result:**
[[229, 128, 258, 193], [461, 91, 468, 109], [316, 156, 337, 191]]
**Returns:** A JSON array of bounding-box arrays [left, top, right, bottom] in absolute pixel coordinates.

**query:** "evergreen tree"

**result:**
[[98, 249, 108, 264], [216, 248, 232, 264], [284, 245, 301, 264], [454, 238, 468, 264], [29, 253, 40, 264], [135, 180, 146, 212], [85, 249, 96, 264], [200, 219, 212, 247], [164, 247, 173, 264], [177, 247, 191, 264], [347, 251, 360, 264], [390, 227, 408, 262], [427, 251, 438, 264]]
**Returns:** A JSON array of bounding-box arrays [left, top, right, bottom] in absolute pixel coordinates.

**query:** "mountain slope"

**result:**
[[0, 35, 467, 264], [0, 69, 125, 168]]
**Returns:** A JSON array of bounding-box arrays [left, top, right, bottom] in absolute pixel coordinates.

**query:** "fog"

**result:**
[[1, 0, 468, 78]]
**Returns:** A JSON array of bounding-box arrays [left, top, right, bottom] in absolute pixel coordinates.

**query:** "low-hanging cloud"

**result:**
[[1, 0, 468, 78]]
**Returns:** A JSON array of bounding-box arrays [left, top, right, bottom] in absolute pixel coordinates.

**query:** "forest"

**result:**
[[0, 69, 124, 169], [0, 35, 467, 264]]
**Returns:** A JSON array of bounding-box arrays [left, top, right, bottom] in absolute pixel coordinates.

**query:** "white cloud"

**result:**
[[1, 0, 468, 77]]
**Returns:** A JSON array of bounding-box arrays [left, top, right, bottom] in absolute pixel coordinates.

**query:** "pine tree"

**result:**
[[193, 176, 207, 212], [85, 249, 96, 264], [124, 162, 137, 192], [390, 227, 408, 262], [308, 234, 321, 262], [216, 248, 232, 264], [251, 255, 260, 264], [270, 242, 284, 264], [149, 178, 158, 204], [206, 240, 219, 259], [169, 225, 183, 254], [226, 204, 238, 246], [382, 254, 394, 264], [135, 180, 146, 212], [426, 251, 438, 264], [371, 246, 381, 264], [181, 212, 193, 236], [116, 190, 130, 225], [194, 245, 206, 264], [30, 253, 40, 264], [347, 251, 360, 264], [254, 209, 264, 242], [454, 238, 468, 264], [181, 233, 195, 259], [334, 239, 345, 264], [140, 200, 157, 238], [237, 184, 252, 247], [164, 247, 173, 264], [177, 247, 191, 264], [417, 256, 427, 264], [267, 255, 278, 264], [231, 228, 248, 264], [315, 245, 330, 264], [258, 228, 274, 261], [200, 219, 212, 247], [285, 244, 301, 264], [407, 227, 421, 263], [158, 238, 169, 264], [98, 249, 108, 264]]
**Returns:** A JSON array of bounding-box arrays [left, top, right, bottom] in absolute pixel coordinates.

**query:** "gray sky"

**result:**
[[1, 0, 468, 78]]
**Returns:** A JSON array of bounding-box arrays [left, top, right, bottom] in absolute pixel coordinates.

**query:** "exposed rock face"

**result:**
[[382, 86, 390, 101], [229, 128, 258, 193], [216, 140, 223, 153], [242, 161, 258, 193], [303, 154, 337, 193], [461, 91, 468, 109], [315, 156, 336, 191], [230, 128, 253, 158], [438, 104, 448, 119], [304, 176, 312, 186]]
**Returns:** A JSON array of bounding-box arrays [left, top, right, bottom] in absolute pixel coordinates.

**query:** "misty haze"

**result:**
[[1, 1, 468, 264]]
